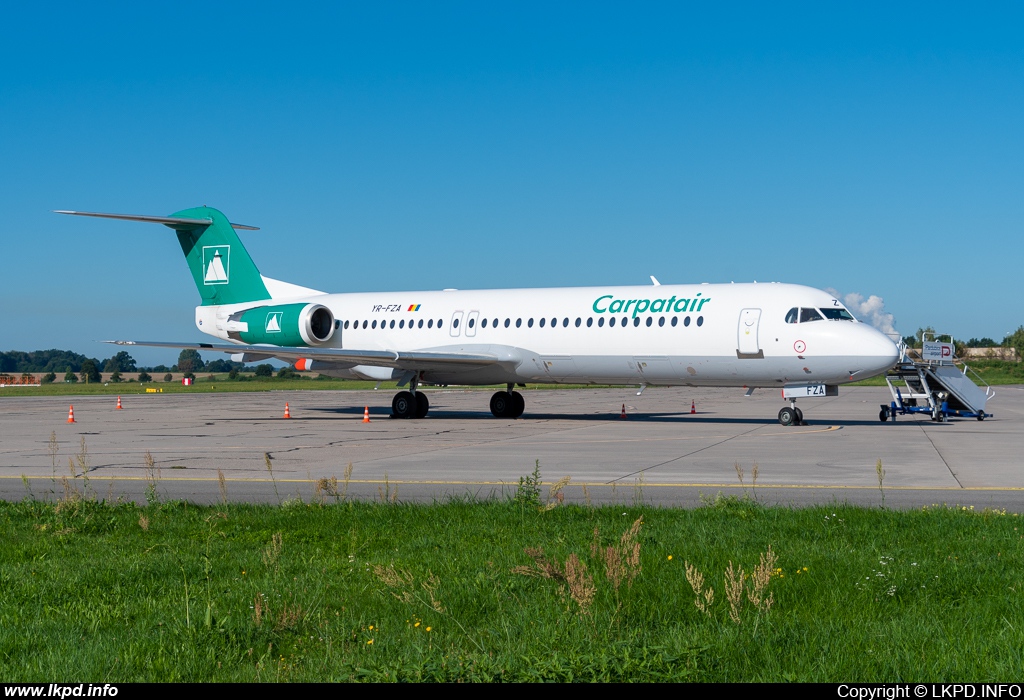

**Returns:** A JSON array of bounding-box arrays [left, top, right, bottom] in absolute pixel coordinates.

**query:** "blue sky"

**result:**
[[2, 2, 1022, 366]]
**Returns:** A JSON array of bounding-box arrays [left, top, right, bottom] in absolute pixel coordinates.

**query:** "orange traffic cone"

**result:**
[[362, 406, 371, 423], [67, 405, 76, 423], [620, 403, 627, 419], [690, 400, 696, 414], [116, 396, 123, 410], [283, 402, 291, 419]]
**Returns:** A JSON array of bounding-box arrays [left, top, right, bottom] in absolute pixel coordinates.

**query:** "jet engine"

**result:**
[[226, 303, 336, 347]]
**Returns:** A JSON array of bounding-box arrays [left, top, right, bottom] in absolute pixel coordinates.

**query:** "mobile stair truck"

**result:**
[[880, 337, 994, 423]]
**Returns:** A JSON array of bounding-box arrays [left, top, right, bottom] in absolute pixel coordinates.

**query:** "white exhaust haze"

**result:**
[[826, 288, 898, 336]]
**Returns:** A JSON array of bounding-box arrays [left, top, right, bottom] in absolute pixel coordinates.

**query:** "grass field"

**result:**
[[0, 377, 638, 398], [2, 480, 1021, 682], [3, 359, 1021, 397], [849, 359, 1024, 387]]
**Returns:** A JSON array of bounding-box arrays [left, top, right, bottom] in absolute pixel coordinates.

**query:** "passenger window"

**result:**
[[785, 308, 798, 324], [515, 318, 521, 328], [453, 318, 459, 328], [505, 318, 510, 328], [697, 316, 704, 327], [633, 317, 640, 327], [539, 318, 546, 328], [684, 316, 690, 327], [528, 318, 534, 327], [418, 319, 423, 328], [658, 317, 665, 327], [563, 318, 569, 327], [670, 317, 677, 327], [428, 319, 433, 328], [493, 318, 498, 327], [645, 317, 653, 327], [799, 308, 823, 323], [609, 317, 616, 327], [363, 320, 368, 329], [399, 320, 405, 329], [586, 317, 593, 327], [389, 320, 395, 329], [598, 317, 604, 327], [481, 318, 487, 328], [438, 319, 443, 328], [551, 317, 557, 327]]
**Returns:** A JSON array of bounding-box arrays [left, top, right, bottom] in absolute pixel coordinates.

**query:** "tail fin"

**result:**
[[170, 206, 270, 305], [57, 206, 271, 306]]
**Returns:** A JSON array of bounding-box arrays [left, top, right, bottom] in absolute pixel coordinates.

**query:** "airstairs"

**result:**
[[879, 336, 994, 422]]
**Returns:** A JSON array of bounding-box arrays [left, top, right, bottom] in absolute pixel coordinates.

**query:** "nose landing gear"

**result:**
[[778, 401, 804, 426]]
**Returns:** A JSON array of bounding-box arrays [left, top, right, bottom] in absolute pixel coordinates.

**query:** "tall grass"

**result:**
[[0, 492, 1021, 681]]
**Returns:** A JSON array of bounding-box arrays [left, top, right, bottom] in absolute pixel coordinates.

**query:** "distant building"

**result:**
[[962, 347, 1019, 361]]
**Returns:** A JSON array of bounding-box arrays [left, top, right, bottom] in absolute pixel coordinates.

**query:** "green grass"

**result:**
[[0, 376, 397, 397], [0, 377, 650, 397], [8, 360, 1020, 397], [850, 359, 1024, 387], [2, 487, 1022, 681]]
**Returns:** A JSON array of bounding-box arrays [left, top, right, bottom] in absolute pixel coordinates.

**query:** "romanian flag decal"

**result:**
[[408, 304, 421, 311]]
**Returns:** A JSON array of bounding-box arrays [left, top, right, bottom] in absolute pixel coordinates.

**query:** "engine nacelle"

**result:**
[[228, 303, 336, 347]]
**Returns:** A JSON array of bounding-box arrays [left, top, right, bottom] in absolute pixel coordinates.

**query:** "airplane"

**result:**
[[56, 206, 900, 425]]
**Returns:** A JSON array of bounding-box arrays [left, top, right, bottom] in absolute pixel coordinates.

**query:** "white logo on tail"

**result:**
[[266, 312, 283, 333], [202, 246, 230, 285]]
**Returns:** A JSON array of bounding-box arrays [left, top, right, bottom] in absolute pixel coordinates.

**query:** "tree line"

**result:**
[[0, 348, 298, 384]]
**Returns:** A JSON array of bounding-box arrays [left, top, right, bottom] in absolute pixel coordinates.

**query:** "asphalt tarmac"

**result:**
[[2, 385, 1022, 509]]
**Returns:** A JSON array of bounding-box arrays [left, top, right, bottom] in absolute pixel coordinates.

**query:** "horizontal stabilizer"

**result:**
[[55, 210, 259, 231]]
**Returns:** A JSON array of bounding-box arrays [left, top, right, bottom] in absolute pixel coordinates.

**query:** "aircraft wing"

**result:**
[[105, 340, 518, 373]]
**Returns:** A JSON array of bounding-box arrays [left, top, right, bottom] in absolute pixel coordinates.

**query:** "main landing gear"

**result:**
[[777, 401, 805, 427], [490, 384, 525, 418], [391, 380, 526, 419], [391, 376, 430, 419]]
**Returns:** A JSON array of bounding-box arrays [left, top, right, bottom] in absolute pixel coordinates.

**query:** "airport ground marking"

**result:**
[[5, 473, 1024, 490]]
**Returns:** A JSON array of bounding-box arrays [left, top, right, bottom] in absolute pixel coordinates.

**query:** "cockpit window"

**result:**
[[819, 307, 855, 321], [785, 308, 798, 324], [799, 308, 824, 323]]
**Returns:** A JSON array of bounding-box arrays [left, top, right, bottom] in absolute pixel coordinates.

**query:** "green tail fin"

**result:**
[[170, 206, 271, 306]]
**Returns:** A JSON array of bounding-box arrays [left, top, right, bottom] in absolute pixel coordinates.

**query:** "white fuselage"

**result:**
[[196, 281, 899, 389]]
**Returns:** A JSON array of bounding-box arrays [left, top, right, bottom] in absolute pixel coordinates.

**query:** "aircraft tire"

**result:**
[[879, 408, 889, 423], [490, 391, 513, 418], [510, 391, 525, 418], [794, 407, 804, 425], [392, 391, 417, 419], [778, 407, 795, 426], [415, 392, 430, 419]]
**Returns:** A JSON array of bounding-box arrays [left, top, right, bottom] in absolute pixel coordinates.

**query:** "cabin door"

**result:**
[[737, 308, 763, 358]]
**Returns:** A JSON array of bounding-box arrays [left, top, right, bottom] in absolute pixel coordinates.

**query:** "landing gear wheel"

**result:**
[[415, 392, 430, 419], [778, 407, 795, 426], [879, 408, 889, 423], [977, 412, 985, 421], [490, 391, 513, 418], [794, 407, 804, 425], [392, 391, 416, 419], [510, 391, 525, 418]]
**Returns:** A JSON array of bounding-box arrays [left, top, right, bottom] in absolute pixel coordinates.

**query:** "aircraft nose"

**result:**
[[864, 328, 900, 372]]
